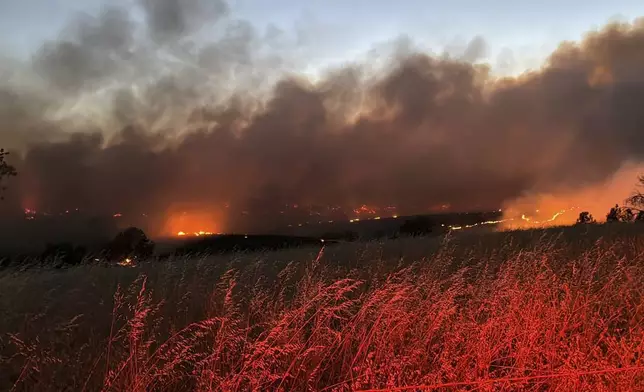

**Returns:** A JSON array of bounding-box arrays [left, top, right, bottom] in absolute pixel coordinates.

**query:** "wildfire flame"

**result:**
[[163, 209, 221, 238], [448, 207, 578, 232], [177, 230, 215, 237], [448, 218, 511, 231]]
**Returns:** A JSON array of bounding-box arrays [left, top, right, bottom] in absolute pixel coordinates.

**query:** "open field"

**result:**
[[1, 224, 643, 391]]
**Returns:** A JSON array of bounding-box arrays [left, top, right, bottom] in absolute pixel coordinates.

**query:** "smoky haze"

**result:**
[[1, 1, 644, 242]]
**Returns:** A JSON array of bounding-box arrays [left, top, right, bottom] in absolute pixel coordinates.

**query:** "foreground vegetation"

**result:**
[[1, 224, 643, 391]]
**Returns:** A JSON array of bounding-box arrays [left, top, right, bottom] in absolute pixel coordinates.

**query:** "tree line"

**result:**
[[0, 149, 17, 200], [576, 176, 644, 224]]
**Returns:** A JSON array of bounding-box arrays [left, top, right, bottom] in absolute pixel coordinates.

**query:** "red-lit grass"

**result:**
[[1, 226, 643, 391]]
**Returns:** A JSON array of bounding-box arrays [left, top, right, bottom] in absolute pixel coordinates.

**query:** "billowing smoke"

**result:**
[[1, 1, 644, 240]]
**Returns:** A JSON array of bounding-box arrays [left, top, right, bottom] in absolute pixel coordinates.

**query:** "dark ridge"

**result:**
[[168, 234, 333, 256]]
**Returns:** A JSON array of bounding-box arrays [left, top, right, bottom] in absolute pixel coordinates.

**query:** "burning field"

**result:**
[[2, 2, 644, 239]]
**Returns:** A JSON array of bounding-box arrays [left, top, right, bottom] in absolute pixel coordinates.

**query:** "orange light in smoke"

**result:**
[[163, 210, 221, 238], [353, 204, 377, 215]]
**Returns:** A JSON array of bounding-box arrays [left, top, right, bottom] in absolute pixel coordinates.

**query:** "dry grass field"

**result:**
[[1, 224, 643, 391]]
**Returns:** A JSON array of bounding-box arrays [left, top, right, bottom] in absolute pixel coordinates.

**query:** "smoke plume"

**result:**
[[1, 1, 644, 239]]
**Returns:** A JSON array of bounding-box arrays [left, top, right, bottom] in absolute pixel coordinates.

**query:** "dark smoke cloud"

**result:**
[[2, 4, 644, 241], [140, 0, 229, 42], [33, 6, 136, 92]]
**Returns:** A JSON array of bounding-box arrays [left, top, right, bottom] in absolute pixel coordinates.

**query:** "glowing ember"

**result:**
[[24, 208, 37, 220], [118, 258, 134, 267], [353, 204, 377, 215]]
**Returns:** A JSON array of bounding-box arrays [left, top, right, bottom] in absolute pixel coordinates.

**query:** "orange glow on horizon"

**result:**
[[163, 209, 221, 238], [176, 231, 216, 237]]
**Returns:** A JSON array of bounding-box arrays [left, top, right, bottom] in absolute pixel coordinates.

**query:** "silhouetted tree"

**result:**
[[606, 204, 621, 222], [627, 175, 644, 208], [399, 216, 435, 236], [625, 175, 644, 222], [576, 211, 595, 224], [106, 227, 154, 262], [0, 149, 17, 200], [606, 204, 636, 223]]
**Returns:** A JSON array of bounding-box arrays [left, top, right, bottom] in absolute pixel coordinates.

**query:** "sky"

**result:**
[[2, 0, 644, 75]]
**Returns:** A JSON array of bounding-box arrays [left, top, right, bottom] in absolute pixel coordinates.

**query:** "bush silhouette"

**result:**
[[576, 211, 595, 224], [606, 205, 620, 222], [607, 205, 636, 223], [106, 227, 154, 262]]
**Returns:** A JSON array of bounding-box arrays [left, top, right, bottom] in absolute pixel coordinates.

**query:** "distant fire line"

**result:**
[[449, 208, 578, 232], [177, 231, 218, 237], [19, 204, 579, 236]]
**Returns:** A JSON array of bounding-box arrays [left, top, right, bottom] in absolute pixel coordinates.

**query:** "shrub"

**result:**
[[106, 227, 154, 262]]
